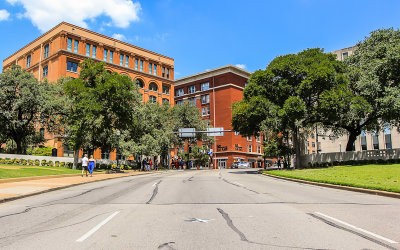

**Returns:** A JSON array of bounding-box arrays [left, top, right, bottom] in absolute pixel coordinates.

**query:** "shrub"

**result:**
[[7, 159, 14, 164], [41, 160, 47, 166], [120, 164, 124, 170], [377, 159, 386, 165], [31, 146, 53, 156], [54, 161, 60, 167], [100, 163, 107, 169], [35, 160, 40, 166], [67, 162, 73, 168], [60, 162, 65, 167], [22, 160, 28, 165], [0, 158, 4, 164], [111, 164, 116, 169], [47, 161, 53, 167], [14, 159, 21, 165], [29, 160, 34, 166]]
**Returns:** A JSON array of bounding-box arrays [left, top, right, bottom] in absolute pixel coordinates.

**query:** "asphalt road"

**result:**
[[0, 169, 399, 250]]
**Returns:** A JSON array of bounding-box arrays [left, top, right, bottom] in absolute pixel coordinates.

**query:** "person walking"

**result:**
[[155, 159, 158, 171], [142, 158, 146, 171], [149, 159, 153, 171], [88, 155, 96, 177], [81, 154, 89, 177], [277, 157, 281, 170]]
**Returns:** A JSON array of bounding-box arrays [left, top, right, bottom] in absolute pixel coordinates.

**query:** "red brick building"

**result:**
[[2, 22, 175, 160], [174, 65, 264, 168]]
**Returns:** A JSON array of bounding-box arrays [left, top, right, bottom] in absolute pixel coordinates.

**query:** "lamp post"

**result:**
[[116, 130, 120, 170]]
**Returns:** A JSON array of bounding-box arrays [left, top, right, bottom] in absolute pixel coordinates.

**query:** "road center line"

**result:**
[[76, 211, 120, 242], [315, 212, 398, 244]]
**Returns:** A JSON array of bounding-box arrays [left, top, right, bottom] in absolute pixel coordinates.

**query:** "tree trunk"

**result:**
[[346, 130, 360, 152], [293, 127, 303, 169], [73, 149, 79, 169], [15, 139, 23, 154]]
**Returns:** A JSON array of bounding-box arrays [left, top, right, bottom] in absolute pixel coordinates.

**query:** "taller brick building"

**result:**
[[2, 22, 175, 159], [174, 65, 264, 168]]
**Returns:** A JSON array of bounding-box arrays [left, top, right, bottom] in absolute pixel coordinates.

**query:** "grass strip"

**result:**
[[0, 165, 102, 179], [265, 164, 400, 193]]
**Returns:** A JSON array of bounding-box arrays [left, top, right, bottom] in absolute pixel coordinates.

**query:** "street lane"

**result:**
[[0, 169, 399, 249]]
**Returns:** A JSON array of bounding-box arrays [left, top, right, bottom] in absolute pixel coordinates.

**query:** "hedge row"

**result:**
[[306, 158, 400, 169], [0, 158, 73, 167]]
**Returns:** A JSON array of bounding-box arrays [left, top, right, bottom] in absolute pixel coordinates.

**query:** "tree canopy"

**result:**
[[0, 65, 61, 154]]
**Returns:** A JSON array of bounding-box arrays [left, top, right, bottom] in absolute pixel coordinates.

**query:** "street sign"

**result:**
[[178, 128, 195, 137], [207, 127, 224, 136]]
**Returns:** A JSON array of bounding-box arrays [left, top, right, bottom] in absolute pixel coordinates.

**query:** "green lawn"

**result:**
[[0, 165, 83, 179], [265, 164, 400, 193]]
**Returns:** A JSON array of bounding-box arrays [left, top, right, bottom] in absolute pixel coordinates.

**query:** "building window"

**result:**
[[188, 97, 196, 106], [86, 44, 90, 57], [104, 49, 108, 61], [360, 131, 367, 150], [373, 133, 379, 150], [167, 68, 170, 79], [247, 136, 252, 141], [256, 135, 261, 142], [67, 61, 78, 73], [74, 40, 79, 53], [149, 82, 158, 91], [342, 52, 349, 60], [26, 55, 31, 68], [119, 55, 123, 66], [162, 67, 165, 77], [101, 151, 110, 160], [162, 98, 169, 105], [234, 131, 240, 136], [42, 65, 48, 78], [176, 100, 184, 105], [385, 127, 392, 149], [149, 63, 152, 74], [135, 58, 138, 70], [312, 142, 315, 147], [40, 128, 45, 138], [149, 95, 157, 104], [92, 45, 97, 58], [257, 146, 262, 154], [136, 78, 144, 88], [202, 106, 210, 116], [67, 38, 72, 51], [162, 85, 169, 94], [188, 85, 196, 94], [247, 144, 252, 152], [109, 51, 113, 63], [44, 44, 49, 58], [201, 94, 210, 104], [176, 88, 184, 97], [125, 55, 129, 67], [154, 64, 157, 75], [140, 60, 144, 71], [201, 82, 209, 91]]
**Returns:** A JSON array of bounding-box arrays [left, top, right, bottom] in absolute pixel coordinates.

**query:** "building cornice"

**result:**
[[174, 65, 251, 86]]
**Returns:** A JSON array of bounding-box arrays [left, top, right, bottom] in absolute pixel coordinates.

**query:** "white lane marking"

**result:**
[[315, 212, 398, 244], [76, 211, 120, 242]]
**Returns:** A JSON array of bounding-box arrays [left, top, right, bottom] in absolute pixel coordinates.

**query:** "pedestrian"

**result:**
[[277, 157, 281, 170], [88, 155, 96, 177], [155, 159, 158, 171], [171, 159, 175, 169], [81, 154, 89, 177], [142, 158, 146, 171], [149, 159, 153, 171], [146, 158, 151, 171], [180, 159, 184, 170]]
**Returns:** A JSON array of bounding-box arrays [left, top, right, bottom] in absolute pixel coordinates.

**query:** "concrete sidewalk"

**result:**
[[0, 171, 154, 203]]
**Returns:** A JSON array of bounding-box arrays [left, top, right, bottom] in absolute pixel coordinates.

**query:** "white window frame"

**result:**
[[201, 94, 210, 104], [188, 85, 196, 94], [201, 82, 209, 91]]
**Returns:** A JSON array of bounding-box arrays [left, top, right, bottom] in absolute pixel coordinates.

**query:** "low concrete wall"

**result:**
[[303, 148, 400, 164], [0, 153, 74, 163]]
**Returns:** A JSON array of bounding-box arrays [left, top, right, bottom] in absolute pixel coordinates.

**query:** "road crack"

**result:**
[[158, 241, 177, 249], [308, 213, 397, 250], [146, 180, 162, 204], [222, 178, 260, 194]]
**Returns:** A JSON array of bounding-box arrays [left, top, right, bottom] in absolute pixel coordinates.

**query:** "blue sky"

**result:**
[[0, 0, 399, 78]]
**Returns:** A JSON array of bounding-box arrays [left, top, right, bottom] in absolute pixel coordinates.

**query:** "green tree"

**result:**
[[62, 60, 141, 168], [232, 48, 346, 167], [0, 65, 60, 154], [318, 28, 400, 151]]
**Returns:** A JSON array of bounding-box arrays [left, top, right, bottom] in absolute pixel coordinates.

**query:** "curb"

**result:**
[[261, 173, 400, 199], [0, 172, 156, 204]]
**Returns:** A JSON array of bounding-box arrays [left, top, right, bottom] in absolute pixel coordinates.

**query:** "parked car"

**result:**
[[237, 161, 250, 168], [230, 162, 240, 169]]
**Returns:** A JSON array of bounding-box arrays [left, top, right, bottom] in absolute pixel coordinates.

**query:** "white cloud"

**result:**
[[112, 33, 126, 41], [6, 0, 141, 32], [0, 9, 10, 21], [235, 64, 246, 69]]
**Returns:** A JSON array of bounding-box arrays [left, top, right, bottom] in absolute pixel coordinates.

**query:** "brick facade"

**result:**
[[174, 65, 264, 168], [2, 22, 175, 160]]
